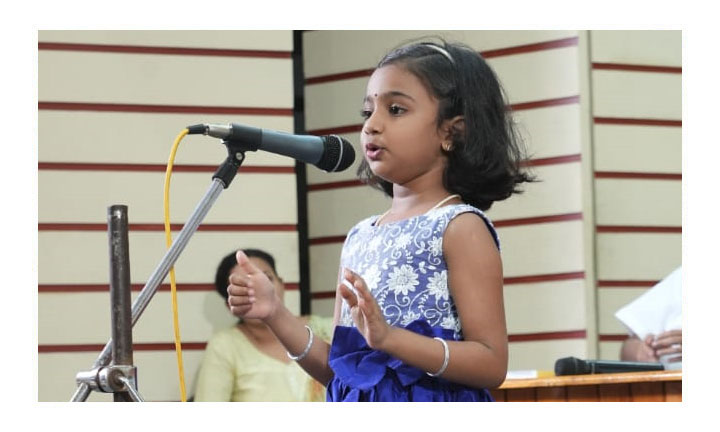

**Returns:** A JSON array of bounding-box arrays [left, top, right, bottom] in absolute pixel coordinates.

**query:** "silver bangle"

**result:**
[[427, 337, 450, 377], [287, 325, 314, 361]]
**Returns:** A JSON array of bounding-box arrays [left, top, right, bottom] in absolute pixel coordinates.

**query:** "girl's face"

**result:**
[[361, 64, 447, 185]]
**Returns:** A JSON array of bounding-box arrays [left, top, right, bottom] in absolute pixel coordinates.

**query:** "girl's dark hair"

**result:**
[[214, 248, 277, 301], [357, 39, 534, 211]]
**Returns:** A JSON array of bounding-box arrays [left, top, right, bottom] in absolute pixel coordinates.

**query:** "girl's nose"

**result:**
[[363, 113, 382, 135]]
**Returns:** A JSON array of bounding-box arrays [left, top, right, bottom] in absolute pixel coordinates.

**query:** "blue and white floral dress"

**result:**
[[327, 203, 500, 402]]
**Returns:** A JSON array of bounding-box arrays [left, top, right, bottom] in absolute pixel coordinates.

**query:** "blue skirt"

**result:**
[[326, 320, 495, 402]]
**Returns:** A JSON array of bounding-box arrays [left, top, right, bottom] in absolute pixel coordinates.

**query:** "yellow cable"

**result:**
[[164, 128, 189, 402]]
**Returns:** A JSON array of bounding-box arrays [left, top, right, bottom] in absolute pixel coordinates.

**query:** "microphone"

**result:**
[[554, 356, 664, 376], [187, 123, 355, 173]]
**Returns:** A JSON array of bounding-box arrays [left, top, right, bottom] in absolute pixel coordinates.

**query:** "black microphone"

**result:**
[[554, 356, 664, 376], [187, 123, 355, 173]]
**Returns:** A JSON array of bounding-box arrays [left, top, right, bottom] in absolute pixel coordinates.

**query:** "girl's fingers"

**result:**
[[339, 280, 358, 308], [228, 272, 254, 287], [343, 268, 370, 296], [227, 284, 254, 297], [354, 279, 374, 316], [343, 268, 358, 284], [227, 293, 255, 307], [236, 250, 261, 275]]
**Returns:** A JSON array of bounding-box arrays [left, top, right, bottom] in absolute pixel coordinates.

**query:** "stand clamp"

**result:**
[[76, 365, 143, 401]]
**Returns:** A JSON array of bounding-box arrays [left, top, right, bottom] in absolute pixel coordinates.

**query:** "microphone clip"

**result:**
[[213, 139, 253, 189]]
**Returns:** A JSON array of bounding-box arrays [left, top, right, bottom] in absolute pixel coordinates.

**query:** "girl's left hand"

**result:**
[[339, 268, 391, 350]]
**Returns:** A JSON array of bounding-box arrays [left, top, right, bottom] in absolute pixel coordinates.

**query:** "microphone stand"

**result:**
[[71, 139, 251, 401]]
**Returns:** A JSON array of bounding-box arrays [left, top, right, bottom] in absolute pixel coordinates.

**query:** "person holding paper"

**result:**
[[615, 267, 682, 369]]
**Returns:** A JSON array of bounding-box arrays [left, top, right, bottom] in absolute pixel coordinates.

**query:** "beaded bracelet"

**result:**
[[426, 337, 450, 377], [287, 325, 314, 362]]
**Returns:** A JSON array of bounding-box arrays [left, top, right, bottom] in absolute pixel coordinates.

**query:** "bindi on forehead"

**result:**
[[364, 91, 416, 104]]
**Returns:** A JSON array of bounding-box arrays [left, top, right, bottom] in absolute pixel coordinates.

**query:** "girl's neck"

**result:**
[[380, 185, 459, 226], [390, 160, 449, 211], [391, 188, 453, 213], [380, 157, 457, 223]]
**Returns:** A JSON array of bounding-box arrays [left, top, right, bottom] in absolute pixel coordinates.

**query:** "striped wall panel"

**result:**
[[508, 339, 588, 372], [38, 170, 298, 224], [38, 30, 293, 51], [503, 279, 587, 335], [38, 110, 295, 166], [38, 231, 300, 285], [596, 232, 681, 282], [590, 30, 681, 67], [37, 30, 297, 401], [302, 30, 578, 79], [591, 70, 681, 120], [593, 124, 681, 173], [485, 161, 583, 222], [589, 30, 682, 356], [38, 51, 293, 107], [594, 178, 681, 227], [38, 290, 302, 346], [307, 186, 391, 239]]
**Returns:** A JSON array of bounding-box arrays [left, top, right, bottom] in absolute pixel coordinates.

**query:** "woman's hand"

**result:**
[[621, 335, 658, 362], [227, 250, 281, 321], [338, 268, 392, 350], [652, 329, 682, 363]]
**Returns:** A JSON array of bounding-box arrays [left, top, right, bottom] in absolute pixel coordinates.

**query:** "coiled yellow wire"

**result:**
[[164, 129, 189, 402]]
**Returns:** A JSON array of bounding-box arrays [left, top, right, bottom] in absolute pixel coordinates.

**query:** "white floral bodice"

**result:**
[[338, 204, 499, 340]]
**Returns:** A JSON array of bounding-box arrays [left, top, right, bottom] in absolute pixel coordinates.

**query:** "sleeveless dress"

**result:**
[[327, 203, 501, 402]]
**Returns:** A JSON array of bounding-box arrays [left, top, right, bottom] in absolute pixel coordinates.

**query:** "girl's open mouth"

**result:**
[[365, 143, 384, 160]]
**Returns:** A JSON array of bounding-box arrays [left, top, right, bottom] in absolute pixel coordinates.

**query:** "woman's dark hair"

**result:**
[[214, 248, 277, 301], [357, 39, 534, 211]]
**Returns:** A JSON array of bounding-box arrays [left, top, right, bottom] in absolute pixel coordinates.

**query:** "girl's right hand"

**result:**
[[227, 250, 280, 321]]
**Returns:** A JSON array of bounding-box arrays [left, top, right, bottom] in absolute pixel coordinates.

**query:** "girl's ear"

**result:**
[[441, 116, 465, 145]]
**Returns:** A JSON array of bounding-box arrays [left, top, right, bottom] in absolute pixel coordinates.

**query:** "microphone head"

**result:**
[[317, 135, 355, 172], [554, 356, 590, 376]]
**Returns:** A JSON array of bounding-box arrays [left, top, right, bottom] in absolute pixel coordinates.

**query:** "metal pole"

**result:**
[[71, 178, 227, 401], [108, 205, 134, 402]]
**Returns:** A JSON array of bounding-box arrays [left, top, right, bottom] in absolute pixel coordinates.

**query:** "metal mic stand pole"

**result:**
[[72, 140, 249, 401], [75, 205, 143, 401], [108, 205, 137, 402]]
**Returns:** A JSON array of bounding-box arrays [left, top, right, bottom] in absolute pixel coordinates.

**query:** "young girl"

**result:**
[[227, 40, 532, 401]]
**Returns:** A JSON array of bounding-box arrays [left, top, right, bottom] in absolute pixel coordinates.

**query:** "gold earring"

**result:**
[[442, 142, 452, 152]]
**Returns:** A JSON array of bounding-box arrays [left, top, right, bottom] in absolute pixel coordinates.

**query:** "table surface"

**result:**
[[498, 370, 682, 389]]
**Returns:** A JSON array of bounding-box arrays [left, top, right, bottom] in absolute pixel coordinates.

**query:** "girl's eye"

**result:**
[[388, 104, 406, 115], [360, 109, 373, 120]]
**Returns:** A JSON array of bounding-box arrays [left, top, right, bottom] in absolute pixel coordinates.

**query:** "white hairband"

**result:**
[[423, 43, 455, 65]]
